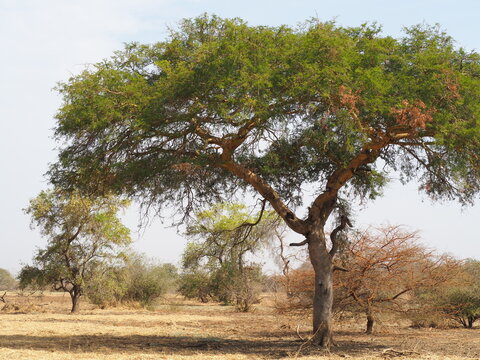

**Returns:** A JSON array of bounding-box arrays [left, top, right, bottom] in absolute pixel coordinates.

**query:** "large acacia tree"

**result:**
[[50, 16, 480, 345]]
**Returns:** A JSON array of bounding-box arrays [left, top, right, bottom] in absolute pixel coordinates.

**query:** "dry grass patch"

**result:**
[[0, 292, 479, 359]]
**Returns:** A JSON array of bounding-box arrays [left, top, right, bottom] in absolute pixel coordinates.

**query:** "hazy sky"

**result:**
[[1, 0, 479, 274]]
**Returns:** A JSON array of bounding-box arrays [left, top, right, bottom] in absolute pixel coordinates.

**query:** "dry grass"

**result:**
[[0, 292, 479, 359]]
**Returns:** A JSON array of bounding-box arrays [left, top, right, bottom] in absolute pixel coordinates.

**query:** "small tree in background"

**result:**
[[421, 259, 480, 328], [335, 226, 457, 333], [123, 253, 178, 308], [0, 269, 16, 290], [281, 225, 457, 333], [84, 262, 129, 308], [19, 190, 131, 313], [179, 202, 277, 311], [178, 270, 212, 303]]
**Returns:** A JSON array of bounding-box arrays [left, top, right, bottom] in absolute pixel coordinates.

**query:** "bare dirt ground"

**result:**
[[0, 292, 479, 360]]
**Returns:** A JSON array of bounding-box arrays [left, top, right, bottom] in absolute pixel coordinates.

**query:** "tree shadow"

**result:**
[[0, 333, 391, 358]]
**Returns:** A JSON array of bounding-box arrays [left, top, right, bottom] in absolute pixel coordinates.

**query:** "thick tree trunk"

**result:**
[[307, 227, 334, 347], [70, 287, 81, 313], [366, 306, 374, 334]]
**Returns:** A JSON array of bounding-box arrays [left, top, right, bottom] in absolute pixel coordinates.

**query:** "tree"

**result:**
[[426, 259, 480, 328], [277, 226, 457, 333], [180, 203, 277, 311], [0, 268, 16, 290], [439, 289, 480, 328], [334, 226, 457, 334], [19, 190, 131, 313], [49, 15, 480, 345]]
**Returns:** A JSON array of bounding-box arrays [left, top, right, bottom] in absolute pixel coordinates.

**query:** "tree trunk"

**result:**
[[366, 306, 374, 334], [467, 316, 475, 329], [70, 287, 81, 313], [307, 227, 334, 347]]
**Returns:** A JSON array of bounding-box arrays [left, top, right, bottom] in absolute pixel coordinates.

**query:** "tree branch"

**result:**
[[333, 265, 349, 272], [221, 162, 308, 235], [289, 239, 309, 247], [309, 136, 390, 222], [329, 215, 352, 257]]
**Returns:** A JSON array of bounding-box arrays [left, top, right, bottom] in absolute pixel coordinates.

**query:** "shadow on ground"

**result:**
[[0, 334, 389, 358]]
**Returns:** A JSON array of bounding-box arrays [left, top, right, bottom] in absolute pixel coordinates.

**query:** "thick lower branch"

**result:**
[[221, 162, 308, 235]]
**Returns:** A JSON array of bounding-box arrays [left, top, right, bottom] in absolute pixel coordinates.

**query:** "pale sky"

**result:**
[[0, 0, 479, 274]]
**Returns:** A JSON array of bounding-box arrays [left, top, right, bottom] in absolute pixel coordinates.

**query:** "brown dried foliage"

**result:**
[[338, 85, 360, 117], [390, 100, 436, 129], [277, 226, 459, 324]]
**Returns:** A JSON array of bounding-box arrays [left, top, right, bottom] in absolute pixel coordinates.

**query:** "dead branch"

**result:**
[[290, 239, 309, 247]]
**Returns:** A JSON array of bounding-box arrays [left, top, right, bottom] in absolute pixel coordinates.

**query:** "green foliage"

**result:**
[[438, 288, 480, 328], [178, 270, 212, 303], [409, 259, 480, 328], [19, 189, 131, 312], [84, 263, 129, 307], [180, 203, 275, 311], [86, 252, 178, 308], [435, 260, 480, 328], [0, 268, 17, 290], [123, 254, 178, 307], [50, 15, 480, 215]]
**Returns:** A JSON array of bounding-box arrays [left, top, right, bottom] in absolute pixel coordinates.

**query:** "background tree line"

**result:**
[[6, 197, 480, 333]]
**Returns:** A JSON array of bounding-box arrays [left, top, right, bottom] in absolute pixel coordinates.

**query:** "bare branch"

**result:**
[[329, 215, 352, 257], [289, 239, 309, 247]]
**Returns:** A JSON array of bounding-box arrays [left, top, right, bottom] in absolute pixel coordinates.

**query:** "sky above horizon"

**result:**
[[0, 0, 479, 274]]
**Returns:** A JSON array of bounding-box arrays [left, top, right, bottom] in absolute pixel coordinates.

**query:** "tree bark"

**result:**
[[307, 226, 334, 347], [467, 316, 475, 329], [366, 306, 374, 334], [70, 287, 81, 313]]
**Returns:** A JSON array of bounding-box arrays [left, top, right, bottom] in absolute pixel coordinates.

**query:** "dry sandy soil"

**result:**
[[0, 292, 478, 360]]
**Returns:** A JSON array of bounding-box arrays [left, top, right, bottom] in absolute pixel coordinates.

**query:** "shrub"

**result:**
[[178, 271, 212, 303], [179, 264, 264, 311], [86, 253, 178, 308]]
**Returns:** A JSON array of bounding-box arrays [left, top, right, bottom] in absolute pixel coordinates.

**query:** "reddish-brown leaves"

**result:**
[[390, 100, 435, 129], [338, 85, 360, 116]]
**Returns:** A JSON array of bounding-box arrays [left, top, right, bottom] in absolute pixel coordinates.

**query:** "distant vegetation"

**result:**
[[19, 190, 131, 313], [86, 251, 178, 309], [179, 203, 278, 312], [0, 268, 16, 290]]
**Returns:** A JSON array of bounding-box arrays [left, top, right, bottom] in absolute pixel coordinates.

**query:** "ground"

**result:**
[[0, 292, 478, 359]]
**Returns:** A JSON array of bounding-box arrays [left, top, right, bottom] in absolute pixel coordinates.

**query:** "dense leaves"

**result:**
[[49, 14, 480, 343], [51, 16, 480, 220], [19, 190, 131, 312], [86, 252, 178, 308], [180, 203, 277, 311]]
